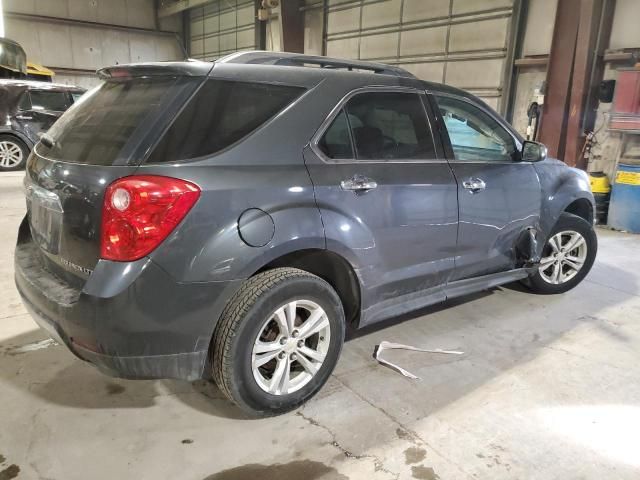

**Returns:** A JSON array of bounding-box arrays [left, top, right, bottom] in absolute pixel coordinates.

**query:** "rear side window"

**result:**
[[147, 80, 305, 163], [318, 91, 435, 161], [318, 109, 353, 159], [30, 90, 70, 111], [38, 77, 185, 165]]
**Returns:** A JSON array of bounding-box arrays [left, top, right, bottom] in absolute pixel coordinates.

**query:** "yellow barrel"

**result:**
[[589, 172, 611, 194]]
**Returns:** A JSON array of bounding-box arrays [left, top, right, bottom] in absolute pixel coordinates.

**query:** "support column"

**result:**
[[565, 0, 616, 167], [279, 0, 304, 53], [537, 0, 581, 161]]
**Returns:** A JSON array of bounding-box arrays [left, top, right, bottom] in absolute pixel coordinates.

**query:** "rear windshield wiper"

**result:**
[[39, 133, 55, 149]]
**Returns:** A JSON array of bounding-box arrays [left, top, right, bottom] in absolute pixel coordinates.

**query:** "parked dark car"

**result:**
[[0, 80, 85, 171], [15, 52, 597, 416]]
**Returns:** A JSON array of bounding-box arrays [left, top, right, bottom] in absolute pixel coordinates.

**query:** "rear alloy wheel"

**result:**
[[525, 213, 597, 294], [252, 299, 331, 395], [212, 268, 345, 417], [0, 135, 29, 171]]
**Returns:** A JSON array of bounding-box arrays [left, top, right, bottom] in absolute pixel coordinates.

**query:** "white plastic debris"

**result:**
[[373, 341, 464, 380], [9, 338, 58, 354]]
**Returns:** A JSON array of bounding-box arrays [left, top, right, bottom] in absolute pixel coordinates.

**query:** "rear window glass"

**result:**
[[147, 80, 305, 163], [37, 77, 184, 165], [17, 92, 31, 110], [30, 90, 70, 111]]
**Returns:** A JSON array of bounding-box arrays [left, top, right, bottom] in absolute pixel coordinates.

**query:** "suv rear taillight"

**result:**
[[100, 175, 200, 261]]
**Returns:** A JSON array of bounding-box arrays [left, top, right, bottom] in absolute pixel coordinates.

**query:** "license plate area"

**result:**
[[25, 178, 64, 255]]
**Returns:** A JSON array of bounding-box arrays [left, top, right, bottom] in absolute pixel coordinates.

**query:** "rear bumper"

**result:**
[[15, 227, 241, 381]]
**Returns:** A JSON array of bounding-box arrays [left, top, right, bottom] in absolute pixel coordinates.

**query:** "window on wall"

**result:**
[[435, 95, 517, 162]]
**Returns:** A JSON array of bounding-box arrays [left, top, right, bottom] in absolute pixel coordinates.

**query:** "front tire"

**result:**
[[211, 268, 345, 417], [0, 135, 29, 171], [525, 213, 597, 294]]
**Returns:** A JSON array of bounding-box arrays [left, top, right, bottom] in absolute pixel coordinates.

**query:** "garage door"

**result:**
[[189, 0, 256, 61], [323, 0, 515, 111]]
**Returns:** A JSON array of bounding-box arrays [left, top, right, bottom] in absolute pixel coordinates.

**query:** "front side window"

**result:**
[[29, 90, 70, 112], [435, 95, 517, 162], [147, 80, 305, 163]]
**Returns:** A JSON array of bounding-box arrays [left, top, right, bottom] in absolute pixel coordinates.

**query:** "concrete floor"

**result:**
[[1, 171, 639, 480]]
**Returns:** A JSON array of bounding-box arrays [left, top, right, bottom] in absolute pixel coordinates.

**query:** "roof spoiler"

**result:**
[[98, 60, 214, 79], [216, 51, 416, 79]]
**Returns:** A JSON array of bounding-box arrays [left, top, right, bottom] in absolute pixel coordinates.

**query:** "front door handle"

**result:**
[[341, 175, 378, 192], [462, 177, 486, 193], [16, 115, 33, 120]]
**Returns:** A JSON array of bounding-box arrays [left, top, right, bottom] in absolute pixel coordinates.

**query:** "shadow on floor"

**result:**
[[0, 262, 634, 424]]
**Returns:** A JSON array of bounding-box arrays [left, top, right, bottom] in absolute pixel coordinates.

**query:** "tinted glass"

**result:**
[[318, 109, 353, 159], [71, 92, 84, 103], [17, 92, 31, 111], [148, 80, 305, 163], [344, 92, 434, 160], [30, 90, 70, 111], [38, 77, 183, 165], [435, 95, 517, 162]]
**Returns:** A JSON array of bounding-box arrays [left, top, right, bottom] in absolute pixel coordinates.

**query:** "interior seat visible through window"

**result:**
[[318, 90, 436, 161]]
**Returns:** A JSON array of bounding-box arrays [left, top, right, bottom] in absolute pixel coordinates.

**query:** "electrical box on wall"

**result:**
[[609, 69, 640, 132], [599, 80, 616, 103]]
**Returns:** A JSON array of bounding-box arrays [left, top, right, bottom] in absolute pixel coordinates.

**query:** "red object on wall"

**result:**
[[610, 69, 640, 131]]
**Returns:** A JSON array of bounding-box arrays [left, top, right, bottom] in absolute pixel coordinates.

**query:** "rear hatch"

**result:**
[[24, 65, 208, 286]]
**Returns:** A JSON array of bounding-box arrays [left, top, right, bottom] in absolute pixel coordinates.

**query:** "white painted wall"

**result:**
[[4, 0, 184, 87], [302, 0, 515, 112]]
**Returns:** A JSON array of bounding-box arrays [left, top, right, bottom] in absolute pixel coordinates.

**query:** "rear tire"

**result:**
[[524, 213, 597, 294], [211, 267, 345, 417], [0, 135, 29, 171]]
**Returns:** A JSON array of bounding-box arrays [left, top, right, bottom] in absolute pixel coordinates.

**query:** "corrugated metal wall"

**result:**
[[3, 0, 184, 88], [189, 0, 256, 61], [316, 0, 515, 111]]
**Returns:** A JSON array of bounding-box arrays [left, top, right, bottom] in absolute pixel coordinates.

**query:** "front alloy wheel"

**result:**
[[538, 231, 588, 285], [525, 212, 597, 294], [252, 300, 330, 395]]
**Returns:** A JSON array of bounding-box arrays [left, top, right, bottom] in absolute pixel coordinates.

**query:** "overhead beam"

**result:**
[[5, 11, 177, 36], [158, 0, 211, 18]]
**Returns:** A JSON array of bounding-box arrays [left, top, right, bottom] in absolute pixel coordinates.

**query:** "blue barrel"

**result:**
[[609, 163, 640, 233]]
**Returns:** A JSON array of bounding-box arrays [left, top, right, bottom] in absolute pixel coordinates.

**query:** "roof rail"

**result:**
[[216, 51, 415, 79]]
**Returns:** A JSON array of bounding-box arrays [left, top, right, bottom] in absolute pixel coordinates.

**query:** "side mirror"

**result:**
[[521, 141, 547, 162]]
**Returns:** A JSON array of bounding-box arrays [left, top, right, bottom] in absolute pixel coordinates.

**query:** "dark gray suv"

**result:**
[[15, 52, 597, 416]]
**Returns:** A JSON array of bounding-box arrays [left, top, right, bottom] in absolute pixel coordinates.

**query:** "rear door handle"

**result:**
[[462, 177, 486, 193], [340, 175, 378, 192], [16, 115, 33, 120]]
